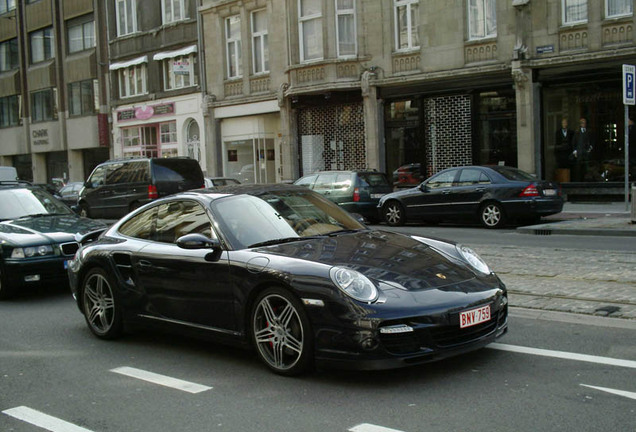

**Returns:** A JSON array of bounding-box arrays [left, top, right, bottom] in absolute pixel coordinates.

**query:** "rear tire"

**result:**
[[479, 202, 506, 229], [383, 201, 406, 226]]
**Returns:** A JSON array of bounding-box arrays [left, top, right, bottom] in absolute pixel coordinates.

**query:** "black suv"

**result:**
[[78, 157, 204, 219], [0, 181, 107, 299], [294, 170, 393, 222]]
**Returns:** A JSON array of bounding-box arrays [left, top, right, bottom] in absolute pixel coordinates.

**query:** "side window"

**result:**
[[427, 169, 457, 189], [296, 174, 318, 188], [314, 173, 336, 192], [118, 206, 157, 240], [87, 166, 107, 187], [457, 169, 489, 186], [334, 173, 353, 190], [154, 200, 213, 244], [105, 162, 126, 184]]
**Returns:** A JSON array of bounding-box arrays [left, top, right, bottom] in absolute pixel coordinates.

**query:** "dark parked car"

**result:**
[[392, 163, 425, 187], [68, 184, 508, 375], [0, 181, 107, 299], [58, 182, 85, 207], [294, 170, 393, 222], [78, 157, 204, 219], [379, 165, 564, 228]]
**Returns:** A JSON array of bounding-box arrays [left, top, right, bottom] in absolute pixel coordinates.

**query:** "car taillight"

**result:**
[[353, 187, 360, 202], [519, 184, 539, 197], [148, 185, 158, 199]]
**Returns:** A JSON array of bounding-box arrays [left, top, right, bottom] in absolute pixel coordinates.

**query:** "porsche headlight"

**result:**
[[456, 245, 491, 275], [330, 267, 378, 303], [11, 245, 54, 258]]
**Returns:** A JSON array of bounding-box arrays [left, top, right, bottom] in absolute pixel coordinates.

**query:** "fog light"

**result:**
[[24, 275, 41, 282], [379, 324, 414, 334]]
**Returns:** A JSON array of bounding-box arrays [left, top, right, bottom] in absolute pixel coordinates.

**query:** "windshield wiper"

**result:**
[[325, 228, 364, 237], [248, 236, 323, 248], [17, 213, 67, 219]]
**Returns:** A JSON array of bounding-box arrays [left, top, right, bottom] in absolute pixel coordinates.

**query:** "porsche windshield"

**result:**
[[211, 189, 365, 249], [0, 188, 73, 220]]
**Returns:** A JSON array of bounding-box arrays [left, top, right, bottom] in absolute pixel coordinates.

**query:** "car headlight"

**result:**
[[11, 245, 54, 258], [330, 266, 378, 303], [456, 245, 491, 275]]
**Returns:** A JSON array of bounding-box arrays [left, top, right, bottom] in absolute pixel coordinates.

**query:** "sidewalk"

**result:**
[[517, 201, 636, 237]]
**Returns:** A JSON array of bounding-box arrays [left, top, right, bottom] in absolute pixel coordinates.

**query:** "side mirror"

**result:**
[[419, 183, 429, 192], [71, 204, 81, 215], [84, 181, 94, 189], [350, 212, 368, 225], [176, 233, 220, 250]]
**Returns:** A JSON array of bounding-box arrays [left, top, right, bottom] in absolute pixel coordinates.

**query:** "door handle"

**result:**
[[137, 260, 154, 271], [474, 187, 486, 192], [441, 189, 451, 195]]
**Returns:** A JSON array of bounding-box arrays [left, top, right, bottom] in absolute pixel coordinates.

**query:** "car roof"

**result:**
[[181, 183, 309, 202]]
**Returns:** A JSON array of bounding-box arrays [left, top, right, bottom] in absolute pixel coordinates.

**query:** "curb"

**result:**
[[517, 218, 636, 237]]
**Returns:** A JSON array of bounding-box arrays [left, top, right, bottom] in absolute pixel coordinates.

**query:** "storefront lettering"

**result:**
[[32, 129, 49, 145], [117, 103, 175, 122]]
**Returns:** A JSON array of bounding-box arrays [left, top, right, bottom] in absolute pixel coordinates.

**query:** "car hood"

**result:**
[[257, 230, 481, 291], [0, 215, 107, 246]]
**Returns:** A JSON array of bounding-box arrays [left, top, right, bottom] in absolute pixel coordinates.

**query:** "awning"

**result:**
[[109, 55, 148, 71], [152, 44, 197, 61]]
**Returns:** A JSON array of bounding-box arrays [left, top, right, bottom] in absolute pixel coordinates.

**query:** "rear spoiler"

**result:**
[[75, 228, 108, 245]]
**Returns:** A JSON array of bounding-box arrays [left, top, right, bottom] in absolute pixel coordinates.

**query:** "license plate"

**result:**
[[543, 189, 557, 196], [371, 193, 385, 199], [460, 305, 491, 329]]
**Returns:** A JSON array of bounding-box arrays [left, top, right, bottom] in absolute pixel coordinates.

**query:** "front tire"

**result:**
[[79, 202, 91, 219], [251, 288, 313, 376], [383, 201, 406, 226], [480, 202, 506, 229], [81, 268, 123, 339]]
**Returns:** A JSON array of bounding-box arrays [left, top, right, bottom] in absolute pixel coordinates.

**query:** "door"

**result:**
[[451, 168, 492, 217], [402, 168, 459, 220], [82, 165, 108, 218], [132, 200, 235, 330]]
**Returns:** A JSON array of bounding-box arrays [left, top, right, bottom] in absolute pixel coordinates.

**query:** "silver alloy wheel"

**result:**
[[83, 273, 115, 335], [253, 294, 304, 372], [481, 203, 502, 227], [385, 202, 402, 225]]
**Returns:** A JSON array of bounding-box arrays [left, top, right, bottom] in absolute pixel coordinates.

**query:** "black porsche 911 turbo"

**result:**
[[0, 181, 107, 299], [68, 184, 508, 375]]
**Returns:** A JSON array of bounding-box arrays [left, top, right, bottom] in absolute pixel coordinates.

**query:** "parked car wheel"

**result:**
[[81, 268, 123, 339], [383, 201, 406, 226], [251, 287, 313, 376], [480, 202, 506, 229], [0, 265, 15, 300]]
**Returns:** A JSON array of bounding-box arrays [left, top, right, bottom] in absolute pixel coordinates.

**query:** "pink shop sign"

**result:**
[[117, 102, 175, 122]]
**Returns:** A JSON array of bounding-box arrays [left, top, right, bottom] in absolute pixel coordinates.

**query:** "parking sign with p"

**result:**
[[623, 64, 635, 105]]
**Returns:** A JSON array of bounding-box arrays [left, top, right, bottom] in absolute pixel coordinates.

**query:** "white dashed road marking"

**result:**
[[488, 343, 636, 369], [2, 406, 95, 432], [349, 424, 405, 432], [110, 366, 212, 394], [580, 384, 636, 401]]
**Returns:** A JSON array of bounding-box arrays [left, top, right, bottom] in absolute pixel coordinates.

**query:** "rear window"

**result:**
[[490, 166, 535, 182], [358, 173, 390, 187], [106, 161, 149, 184], [152, 159, 203, 183]]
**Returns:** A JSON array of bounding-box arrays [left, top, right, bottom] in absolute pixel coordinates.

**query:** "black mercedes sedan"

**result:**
[[0, 182, 107, 299], [68, 184, 508, 375], [379, 165, 564, 228]]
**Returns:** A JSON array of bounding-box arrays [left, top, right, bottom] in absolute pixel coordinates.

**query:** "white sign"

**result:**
[[173, 60, 190, 76], [623, 64, 635, 105]]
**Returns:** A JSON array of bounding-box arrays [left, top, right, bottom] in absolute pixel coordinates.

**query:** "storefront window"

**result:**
[[223, 137, 276, 184], [475, 90, 517, 168], [384, 99, 424, 187], [543, 82, 633, 183]]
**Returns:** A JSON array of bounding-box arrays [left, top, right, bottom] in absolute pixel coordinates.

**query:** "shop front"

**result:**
[[111, 94, 207, 173]]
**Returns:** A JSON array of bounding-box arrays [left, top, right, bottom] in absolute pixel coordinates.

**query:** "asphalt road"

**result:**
[[1, 289, 635, 432]]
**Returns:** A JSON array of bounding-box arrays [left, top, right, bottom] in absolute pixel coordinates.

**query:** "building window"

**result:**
[[606, 0, 632, 18], [394, 0, 419, 51], [116, 0, 137, 36], [299, 0, 323, 61], [0, 95, 19, 128], [68, 80, 97, 117], [68, 19, 95, 53], [563, 0, 587, 24], [122, 125, 158, 157], [162, 54, 197, 90], [468, 0, 497, 40], [30, 27, 54, 64], [163, 0, 185, 24], [251, 9, 269, 74], [226, 15, 242, 78], [160, 121, 178, 157], [0, 38, 18, 71], [0, 0, 16, 14], [336, 0, 356, 57], [118, 64, 147, 98], [31, 88, 56, 123]]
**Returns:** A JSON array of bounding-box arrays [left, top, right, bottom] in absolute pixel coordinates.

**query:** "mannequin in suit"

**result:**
[[572, 117, 593, 181], [555, 118, 574, 169]]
